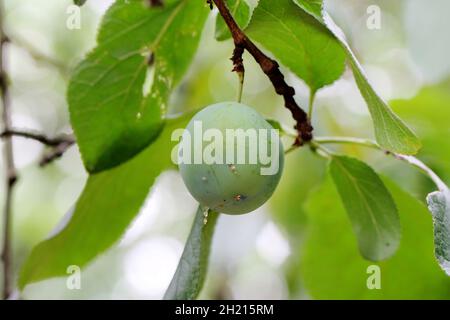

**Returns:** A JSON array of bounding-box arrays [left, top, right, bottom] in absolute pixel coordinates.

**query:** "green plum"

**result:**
[[178, 102, 284, 215]]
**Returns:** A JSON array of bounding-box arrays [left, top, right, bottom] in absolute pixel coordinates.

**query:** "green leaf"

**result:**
[[164, 207, 219, 300], [329, 155, 400, 261], [347, 55, 421, 155], [265, 118, 291, 137], [68, 0, 208, 173], [215, 0, 251, 41], [265, 119, 282, 131], [292, 0, 323, 22], [427, 189, 450, 276], [292, 0, 421, 155], [245, 0, 346, 93], [302, 177, 450, 299], [18, 115, 190, 289]]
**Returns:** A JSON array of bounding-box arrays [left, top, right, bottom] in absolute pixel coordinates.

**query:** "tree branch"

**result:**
[[0, 0, 15, 299], [9, 34, 69, 75], [212, 0, 313, 144], [1, 129, 74, 147], [39, 140, 75, 167], [0, 129, 75, 166]]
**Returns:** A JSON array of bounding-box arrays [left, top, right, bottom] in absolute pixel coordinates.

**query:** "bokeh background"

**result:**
[[0, 0, 449, 299]]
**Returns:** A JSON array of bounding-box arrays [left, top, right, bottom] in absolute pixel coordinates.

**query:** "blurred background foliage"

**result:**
[[0, 0, 449, 299]]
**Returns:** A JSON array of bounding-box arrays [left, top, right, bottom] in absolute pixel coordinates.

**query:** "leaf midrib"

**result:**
[[151, 0, 188, 51]]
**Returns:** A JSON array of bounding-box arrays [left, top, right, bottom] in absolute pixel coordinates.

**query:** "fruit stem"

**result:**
[[203, 208, 209, 225], [213, 0, 313, 143], [308, 89, 316, 121], [236, 71, 244, 103]]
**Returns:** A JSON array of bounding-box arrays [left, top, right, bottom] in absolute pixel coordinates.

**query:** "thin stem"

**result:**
[[236, 70, 244, 103], [1, 129, 75, 167], [231, 43, 245, 103], [40, 140, 75, 167], [212, 0, 313, 145], [314, 136, 379, 149], [391, 154, 447, 192], [309, 140, 333, 158], [0, 0, 15, 299], [284, 140, 331, 159], [308, 89, 316, 120], [9, 34, 69, 75], [1, 129, 74, 147], [314, 136, 448, 192]]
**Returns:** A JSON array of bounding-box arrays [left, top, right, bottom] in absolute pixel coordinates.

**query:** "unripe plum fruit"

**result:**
[[179, 102, 284, 215]]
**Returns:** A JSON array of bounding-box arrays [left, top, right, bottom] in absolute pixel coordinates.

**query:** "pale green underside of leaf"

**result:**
[[329, 155, 401, 261], [68, 0, 208, 173], [292, 0, 421, 155], [164, 207, 219, 300], [246, 0, 346, 93], [302, 177, 450, 299], [215, 0, 251, 41], [427, 189, 450, 276], [292, 0, 323, 22], [18, 115, 191, 290]]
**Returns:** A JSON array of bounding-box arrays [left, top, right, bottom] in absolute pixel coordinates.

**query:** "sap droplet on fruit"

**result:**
[[203, 209, 209, 225], [136, 112, 142, 120], [202, 207, 210, 225], [201, 176, 208, 182], [200, 205, 209, 215]]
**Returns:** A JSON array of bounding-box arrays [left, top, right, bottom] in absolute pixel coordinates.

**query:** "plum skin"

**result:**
[[179, 102, 284, 215]]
